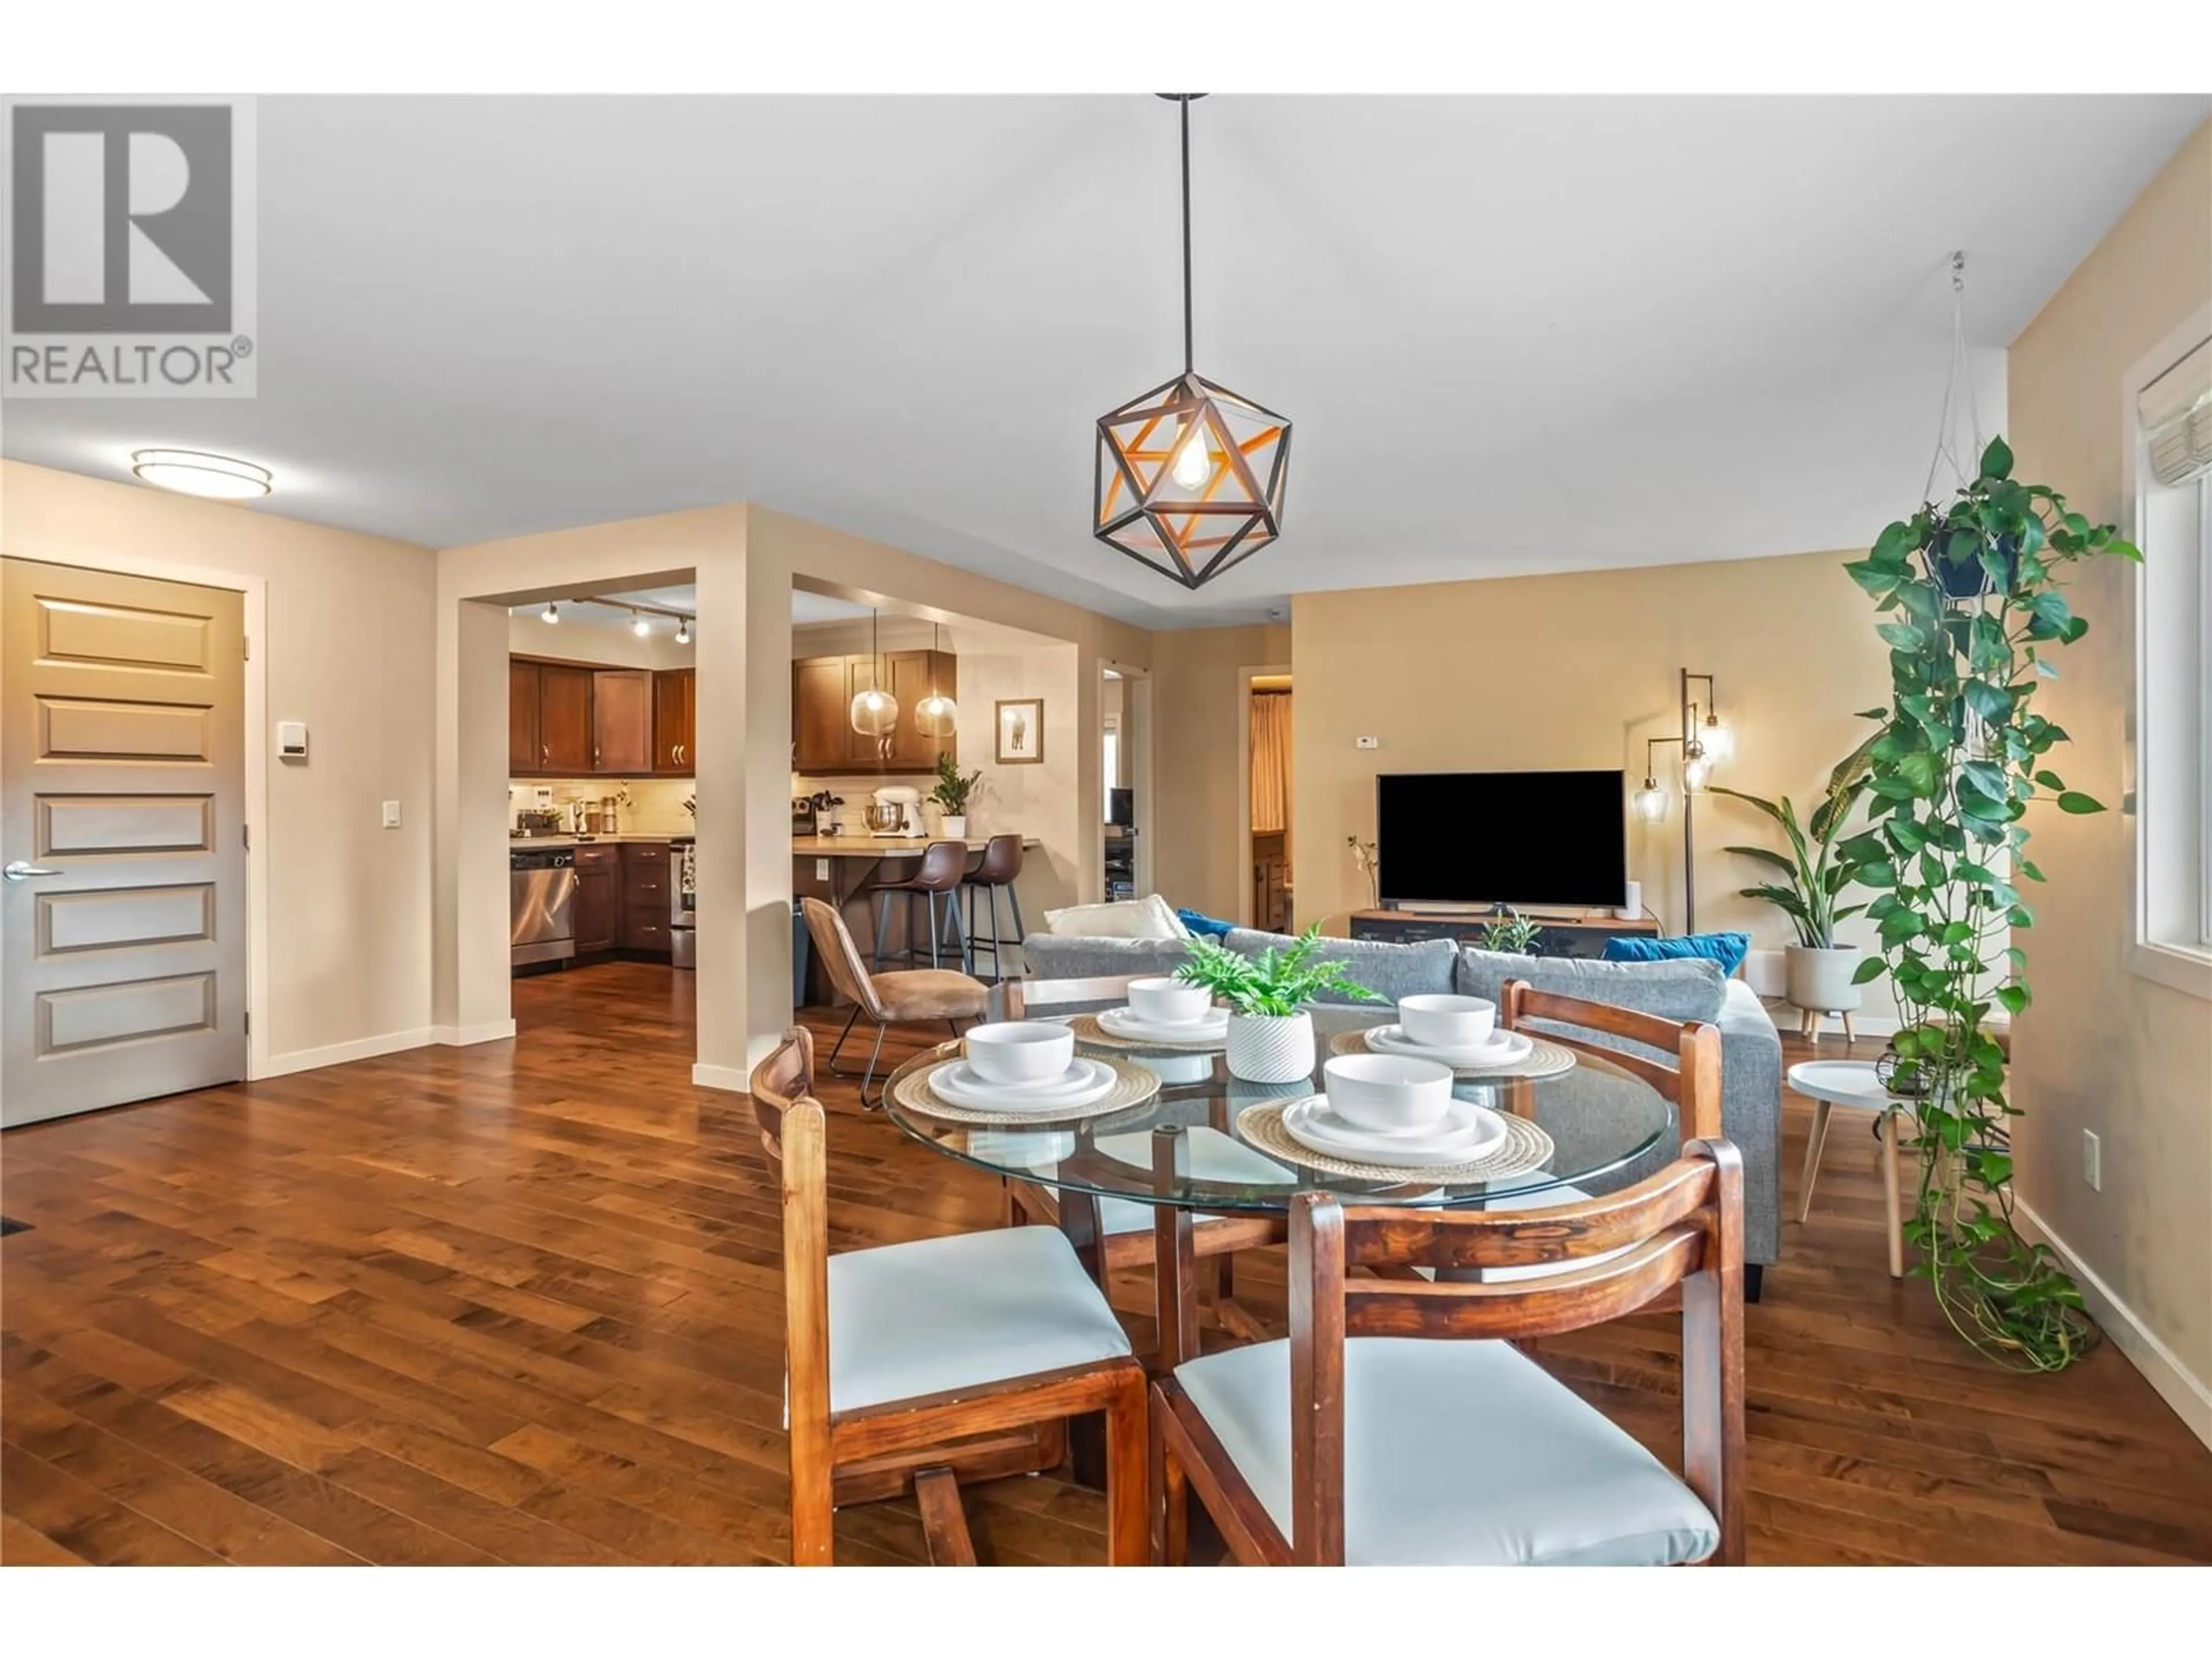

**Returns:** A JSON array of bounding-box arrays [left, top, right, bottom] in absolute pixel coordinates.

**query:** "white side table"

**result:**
[[1789, 1059, 1916, 1280]]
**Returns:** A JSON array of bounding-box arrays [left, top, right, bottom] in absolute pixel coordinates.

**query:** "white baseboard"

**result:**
[[2016, 1199, 2212, 1450], [434, 1020, 516, 1047], [692, 1063, 749, 1093], [257, 1027, 434, 1078]]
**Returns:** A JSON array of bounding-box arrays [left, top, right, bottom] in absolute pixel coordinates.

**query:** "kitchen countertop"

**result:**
[[509, 833, 692, 849], [793, 835, 1040, 857]]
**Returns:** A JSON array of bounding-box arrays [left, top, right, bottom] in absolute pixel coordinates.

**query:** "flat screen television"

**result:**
[[1377, 770, 1627, 909]]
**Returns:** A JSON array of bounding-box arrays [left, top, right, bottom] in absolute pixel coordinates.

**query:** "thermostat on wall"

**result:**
[[276, 721, 308, 761]]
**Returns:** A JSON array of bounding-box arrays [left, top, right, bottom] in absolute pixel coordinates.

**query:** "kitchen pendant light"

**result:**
[[914, 622, 958, 738], [1093, 94, 1292, 590], [849, 608, 899, 738]]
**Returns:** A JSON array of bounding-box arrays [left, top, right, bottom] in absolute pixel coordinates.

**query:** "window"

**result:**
[[2130, 321, 2212, 995]]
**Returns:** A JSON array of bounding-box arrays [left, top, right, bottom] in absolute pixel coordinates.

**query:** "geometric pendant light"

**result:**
[[1093, 94, 1292, 590]]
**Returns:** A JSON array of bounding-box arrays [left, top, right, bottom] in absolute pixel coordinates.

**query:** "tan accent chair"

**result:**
[[749, 1028, 1147, 1566], [801, 896, 988, 1108]]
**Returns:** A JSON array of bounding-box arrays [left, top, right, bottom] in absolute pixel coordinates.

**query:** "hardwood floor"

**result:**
[[3, 961, 2207, 1566]]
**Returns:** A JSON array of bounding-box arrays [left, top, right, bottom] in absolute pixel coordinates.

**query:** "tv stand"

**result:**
[[1353, 907, 1658, 960]]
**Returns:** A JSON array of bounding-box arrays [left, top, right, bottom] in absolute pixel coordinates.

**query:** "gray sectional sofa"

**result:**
[[1020, 926, 1783, 1291]]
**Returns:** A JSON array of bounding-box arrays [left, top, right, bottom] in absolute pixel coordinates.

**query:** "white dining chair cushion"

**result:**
[[1173, 1336, 1719, 1566], [827, 1225, 1132, 1415]]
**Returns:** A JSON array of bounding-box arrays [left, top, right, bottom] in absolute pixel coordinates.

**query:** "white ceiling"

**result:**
[[9, 96, 2206, 628]]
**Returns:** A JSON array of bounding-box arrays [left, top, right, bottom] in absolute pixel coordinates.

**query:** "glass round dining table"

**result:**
[[881, 1016, 1676, 1215]]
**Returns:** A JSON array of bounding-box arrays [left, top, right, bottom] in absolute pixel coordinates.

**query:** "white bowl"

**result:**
[[1322, 1052, 1455, 1134], [963, 1021, 1075, 1086], [1396, 994, 1497, 1050], [1127, 976, 1214, 1026]]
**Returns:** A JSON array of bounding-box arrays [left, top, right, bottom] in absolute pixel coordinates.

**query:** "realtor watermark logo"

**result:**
[[3, 96, 257, 397]]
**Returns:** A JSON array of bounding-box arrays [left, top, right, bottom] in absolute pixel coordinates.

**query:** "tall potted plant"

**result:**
[[1711, 738, 1878, 1021], [1174, 925, 1384, 1083], [929, 753, 981, 839], [1837, 435, 2136, 1371]]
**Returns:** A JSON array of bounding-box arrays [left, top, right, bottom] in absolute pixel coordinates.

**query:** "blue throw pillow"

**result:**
[[1175, 907, 1236, 938], [1602, 931, 1750, 978]]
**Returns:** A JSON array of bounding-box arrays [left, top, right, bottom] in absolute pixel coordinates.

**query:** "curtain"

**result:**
[[1250, 691, 1292, 835]]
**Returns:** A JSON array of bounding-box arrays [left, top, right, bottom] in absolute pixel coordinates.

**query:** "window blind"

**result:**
[[2141, 335, 2212, 487]]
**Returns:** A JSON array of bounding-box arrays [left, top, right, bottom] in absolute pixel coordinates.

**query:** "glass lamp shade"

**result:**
[[1681, 749, 1712, 793], [1095, 372, 1291, 590], [913, 692, 959, 739], [1699, 717, 1732, 763], [1634, 781, 1668, 822], [850, 687, 899, 737]]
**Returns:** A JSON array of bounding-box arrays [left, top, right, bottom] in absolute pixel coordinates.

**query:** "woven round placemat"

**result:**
[[1328, 1028, 1578, 1080], [1236, 1100, 1556, 1184], [1069, 1012, 1227, 1054], [891, 1055, 1161, 1126]]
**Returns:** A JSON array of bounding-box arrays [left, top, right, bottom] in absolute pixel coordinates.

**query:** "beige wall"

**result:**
[[1, 459, 438, 1070], [1152, 623, 1291, 922], [2006, 121, 2212, 1434], [1289, 555, 1902, 1015]]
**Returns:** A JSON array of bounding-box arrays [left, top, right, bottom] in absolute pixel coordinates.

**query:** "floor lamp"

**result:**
[[1632, 668, 1729, 933]]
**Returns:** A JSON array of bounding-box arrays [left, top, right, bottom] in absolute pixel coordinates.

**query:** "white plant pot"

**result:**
[[1225, 1010, 1316, 1085], [1786, 945, 1865, 1014], [938, 815, 968, 839]]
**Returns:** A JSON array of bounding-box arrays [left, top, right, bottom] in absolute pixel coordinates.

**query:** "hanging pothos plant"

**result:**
[[1839, 435, 2138, 1372]]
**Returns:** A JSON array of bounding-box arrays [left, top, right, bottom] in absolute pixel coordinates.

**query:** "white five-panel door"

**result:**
[[1, 558, 248, 1126]]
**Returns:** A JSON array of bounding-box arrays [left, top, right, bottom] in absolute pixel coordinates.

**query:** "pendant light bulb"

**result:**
[[541, 602, 559, 624], [1634, 778, 1668, 823], [632, 609, 652, 638], [1171, 421, 1212, 488]]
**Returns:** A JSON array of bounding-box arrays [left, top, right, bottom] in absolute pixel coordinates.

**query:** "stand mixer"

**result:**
[[865, 786, 926, 838]]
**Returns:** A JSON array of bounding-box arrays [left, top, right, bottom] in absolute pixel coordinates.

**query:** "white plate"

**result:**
[[1097, 1005, 1229, 1043], [929, 1058, 1118, 1111], [1366, 1025, 1535, 1069], [1280, 1095, 1508, 1167]]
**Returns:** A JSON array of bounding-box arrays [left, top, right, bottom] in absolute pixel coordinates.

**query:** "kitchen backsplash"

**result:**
[[510, 777, 696, 835]]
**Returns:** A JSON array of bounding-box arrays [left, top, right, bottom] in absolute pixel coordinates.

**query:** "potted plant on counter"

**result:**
[[1711, 738, 1878, 1032], [1174, 925, 1384, 1083], [929, 753, 982, 839]]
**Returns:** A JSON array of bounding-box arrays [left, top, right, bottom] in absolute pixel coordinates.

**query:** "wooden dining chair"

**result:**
[[801, 896, 988, 1109], [748, 1027, 1149, 1566], [988, 975, 1286, 1359], [1149, 1139, 1747, 1566], [1481, 979, 1725, 1286]]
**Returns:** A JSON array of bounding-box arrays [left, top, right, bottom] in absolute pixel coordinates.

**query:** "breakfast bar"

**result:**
[[793, 835, 1043, 991]]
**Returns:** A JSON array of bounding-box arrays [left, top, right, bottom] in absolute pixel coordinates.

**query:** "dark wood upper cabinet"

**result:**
[[592, 669, 652, 774], [653, 668, 696, 774], [509, 658, 543, 772], [790, 650, 957, 776], [537, 664, 595, 774]]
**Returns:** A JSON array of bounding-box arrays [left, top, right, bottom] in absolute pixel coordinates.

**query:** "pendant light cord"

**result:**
[[1180, 94, 1194, 375]]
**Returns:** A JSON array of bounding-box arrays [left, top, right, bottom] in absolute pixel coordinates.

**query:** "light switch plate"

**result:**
[[381, 801, 402, 829], [1355, 736, 1381, 750], [816, 859, 831, 881], [275, 719, 308, 760]]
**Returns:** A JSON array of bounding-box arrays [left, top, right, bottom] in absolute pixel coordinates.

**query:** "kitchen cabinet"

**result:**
[[620, 840, 672, 954], [537, 663, 595, 774], [790, 649, 957, 775], [573, 844, 622, 953], [509, 659, 543, 772], [653, 668, 695, 773], [593, 669, 652, 774]]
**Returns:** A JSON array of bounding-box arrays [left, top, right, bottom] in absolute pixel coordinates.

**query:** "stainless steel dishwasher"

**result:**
[[510, 846, 578, 969]]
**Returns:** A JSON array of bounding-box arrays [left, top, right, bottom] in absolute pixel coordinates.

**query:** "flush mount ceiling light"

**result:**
[[1093, 94, 1291, 591], [914, 622, 958, 738], [130, 448, 272, 501], [850, 608, 899, 738]]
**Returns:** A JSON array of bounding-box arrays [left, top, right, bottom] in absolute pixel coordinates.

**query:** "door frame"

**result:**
[[5, 550, 271, 1080], [1237, 662, 1293, 928]]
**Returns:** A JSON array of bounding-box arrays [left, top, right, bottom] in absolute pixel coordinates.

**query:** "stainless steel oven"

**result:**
[[670, 837, 696, 969], [510, 846, 577, 969]]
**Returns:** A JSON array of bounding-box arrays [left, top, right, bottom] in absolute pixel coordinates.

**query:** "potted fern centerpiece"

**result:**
[[1174, 925, 1385, 1083], [1711, 738, 1877, 1027]]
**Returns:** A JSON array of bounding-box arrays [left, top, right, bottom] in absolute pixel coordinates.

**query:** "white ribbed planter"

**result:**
[[1786, 945, 1865, 1015], [938, 815, 968, 839], [1226, 1010, 1316, 1085]]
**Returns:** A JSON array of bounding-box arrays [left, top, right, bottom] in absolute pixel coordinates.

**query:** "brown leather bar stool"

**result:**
[[869, 840, 972, 973], [801, 898, 986, 1108], [960, 834, 1027, 983]]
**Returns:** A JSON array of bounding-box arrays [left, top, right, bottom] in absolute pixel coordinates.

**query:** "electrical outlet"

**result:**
[[816, 859, 831, 881], [2081, 1129, 2101, 1192], [1355, 736, 1381, 751]]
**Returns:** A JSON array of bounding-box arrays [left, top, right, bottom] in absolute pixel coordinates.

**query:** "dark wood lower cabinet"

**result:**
[[574, 846, 621, 954], [620, 841, 672, 955]]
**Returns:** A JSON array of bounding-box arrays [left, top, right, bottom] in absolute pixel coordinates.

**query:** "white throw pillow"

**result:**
[[1043, 895, 1190, 940]]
